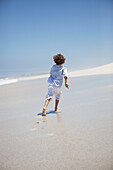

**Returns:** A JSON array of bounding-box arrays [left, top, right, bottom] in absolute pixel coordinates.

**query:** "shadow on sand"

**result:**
[[37, 110, 56, 116]]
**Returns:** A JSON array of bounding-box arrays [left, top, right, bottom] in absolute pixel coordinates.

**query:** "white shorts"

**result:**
[[46, 86, 62, 100]]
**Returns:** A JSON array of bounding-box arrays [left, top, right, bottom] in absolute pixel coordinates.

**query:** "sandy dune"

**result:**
[[69, 62, 113, 77], [19, 62, 113, 82]]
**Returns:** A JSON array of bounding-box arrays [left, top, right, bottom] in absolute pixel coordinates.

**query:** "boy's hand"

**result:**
[[64, 77, 69, 89], [65, 83, 69, 88]]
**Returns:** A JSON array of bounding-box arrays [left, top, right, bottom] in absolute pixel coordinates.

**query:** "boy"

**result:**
[[42, 54, 69, 116]]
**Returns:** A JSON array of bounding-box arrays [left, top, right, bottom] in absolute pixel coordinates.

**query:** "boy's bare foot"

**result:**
[[42, 108, 46, 116], [55, 107, 61, 113]]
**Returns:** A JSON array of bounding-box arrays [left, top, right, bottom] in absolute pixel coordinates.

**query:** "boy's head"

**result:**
[[53, 54, 66, 65]]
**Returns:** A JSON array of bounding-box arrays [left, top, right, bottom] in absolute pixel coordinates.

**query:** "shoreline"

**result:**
[[0, 62, 113, 86]]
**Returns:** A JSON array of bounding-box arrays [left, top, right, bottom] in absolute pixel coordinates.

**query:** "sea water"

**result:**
[[0, 68, 48, 86]]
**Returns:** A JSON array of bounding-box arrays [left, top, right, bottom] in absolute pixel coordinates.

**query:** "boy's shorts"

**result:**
[[46, 86, 62, 100]]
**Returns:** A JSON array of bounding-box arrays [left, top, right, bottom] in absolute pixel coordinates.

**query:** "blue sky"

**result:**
[[0, 0, 113, 76]]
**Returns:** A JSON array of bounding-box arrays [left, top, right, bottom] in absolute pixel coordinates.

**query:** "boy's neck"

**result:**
[[56, 64, 62, 66]]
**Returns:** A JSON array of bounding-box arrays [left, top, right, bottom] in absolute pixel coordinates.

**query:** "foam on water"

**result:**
[[0, 74, 49, 86], [0, 78, 18, 86]]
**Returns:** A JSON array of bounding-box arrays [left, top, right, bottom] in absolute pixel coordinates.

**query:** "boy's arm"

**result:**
[[64, 76, 69, 88]]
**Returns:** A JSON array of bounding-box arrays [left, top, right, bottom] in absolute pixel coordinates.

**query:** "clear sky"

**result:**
[[0, 0, 113, 76]]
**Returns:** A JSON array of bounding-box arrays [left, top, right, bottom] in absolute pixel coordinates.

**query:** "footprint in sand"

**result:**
[[46, 133, 56, 136], [36, 121, 41, 124], [36, 116, 47, 124], [30, 128, 37, 132]]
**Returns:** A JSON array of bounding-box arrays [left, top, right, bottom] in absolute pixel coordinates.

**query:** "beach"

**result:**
[[0, 65, 113, 170], [1, 0, 113, 168]]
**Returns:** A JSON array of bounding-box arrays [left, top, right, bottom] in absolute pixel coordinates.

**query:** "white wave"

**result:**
[[0, 78, 18, 86]]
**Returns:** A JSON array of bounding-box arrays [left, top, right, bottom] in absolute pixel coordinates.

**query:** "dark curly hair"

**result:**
[[53, 54, 66, 65]]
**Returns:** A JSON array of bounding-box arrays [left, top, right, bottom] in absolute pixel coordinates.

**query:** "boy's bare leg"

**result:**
[[42, 98, 51, 116], [55, 100, 60, 112]]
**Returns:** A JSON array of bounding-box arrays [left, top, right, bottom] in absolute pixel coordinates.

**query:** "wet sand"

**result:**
[[0, 75, 113, 170]]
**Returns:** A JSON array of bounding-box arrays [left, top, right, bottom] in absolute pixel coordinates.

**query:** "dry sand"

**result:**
[[0, 72, 113, 169]]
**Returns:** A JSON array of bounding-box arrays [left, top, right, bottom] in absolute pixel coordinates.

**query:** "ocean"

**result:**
[[0, 67, 49, 86]]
